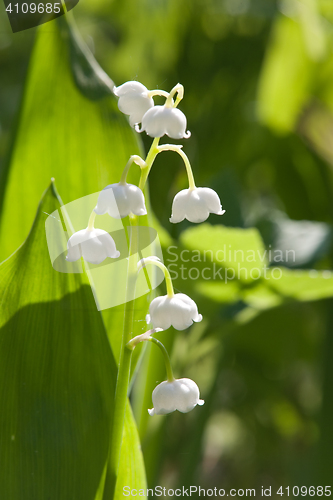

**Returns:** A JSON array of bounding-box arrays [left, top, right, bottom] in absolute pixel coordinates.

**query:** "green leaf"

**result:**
[[0, 184, 147, 499], [0, 18, 140, 262], [267, 267, 333, 301], [114, 403, 147, 499], [257, 15, 314, 133], [0, 15, 156, 376], [179, 223, 267, 284], [0, 184, 115, 500]]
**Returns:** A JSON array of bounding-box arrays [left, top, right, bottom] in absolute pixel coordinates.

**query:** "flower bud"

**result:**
[[138, 105, 191, 139], [148, 378, 204, 416], [146, 293, 202, 331], [66, 228, 120, 265], [94, 182, 147, 219], [170, 187, 225, 223], [114, 81, 154, 127]]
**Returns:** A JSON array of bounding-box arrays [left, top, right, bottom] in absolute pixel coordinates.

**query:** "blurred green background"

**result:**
[[1, 0, 333, 496]]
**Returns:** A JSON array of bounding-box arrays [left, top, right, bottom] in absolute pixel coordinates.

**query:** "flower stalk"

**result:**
[[87, 210, 96, 230], [108, 216, 138, 491], [107, 133, 167, 489], [157, 144, 196, 190], [63, 79, 220, 493], [120, 155, 146, 185], [138, 257, 175, 297]]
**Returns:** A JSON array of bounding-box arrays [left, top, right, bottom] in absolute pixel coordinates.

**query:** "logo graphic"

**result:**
[[3, 0, 80, 33], [45, 192, 164, 310]]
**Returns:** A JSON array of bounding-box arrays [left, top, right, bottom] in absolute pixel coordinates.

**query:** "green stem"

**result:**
[[138, 137, 160, 191], [127, 333, 174, 382], [87, 210, 96, 230], [147, 337, 175, 382], [108, 135, 163, 490], [157, 145, 196, 189], [165, 83, 184, 108], [120, 155, 146, 185], [139, 257, 175, 297], [148, 89, 170, 99], [108, 216, 138, 491]]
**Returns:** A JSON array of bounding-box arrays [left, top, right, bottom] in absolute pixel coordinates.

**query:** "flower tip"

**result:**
[[184, 130, 191, 139], [198, 399, 205, 406], [148, 408, 155, 416], [195, 314, 203, 323], [169, 215, 184, 224], [114, 251, 121, 259], [138, 208, 148, 216], [93, 206, 104, 215], [135, 124, 143, 133]]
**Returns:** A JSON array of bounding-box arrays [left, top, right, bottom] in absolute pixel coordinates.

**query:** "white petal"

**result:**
[[170, 187, 225, 224], [66, 228, 120, 265], [175, 379, 204, 413], [175, 293, 202, 323], [148, 293, 202, 331], [66, 229, 86, 262], [196, 187, 225, 215], [141, 106, 190, 139], [185, 192, 210, 223], [141, 106, 167, 137], [164, 107, 189, 140], [125, 184, 147, 216], [169, 190, 189, 223], [94, 185, 119, 217], [168, 296, 194, 330], [95, 183, 146, 218], [114, 81, 154, 126], [149, 296, 173, 330], [149, 378, 204, 416], [114, 81, 148, 96]]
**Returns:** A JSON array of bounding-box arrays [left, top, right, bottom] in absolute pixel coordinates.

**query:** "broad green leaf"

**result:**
[[0, 17, 140, 262], [257, 15, 313, 133], [0, 184, 115, 500], [114, 404, 147, 499], [0, 184, 147, 499], [179, 223, 267, 284], [0, 14, 155, 373], [267, 267, 333, 301]]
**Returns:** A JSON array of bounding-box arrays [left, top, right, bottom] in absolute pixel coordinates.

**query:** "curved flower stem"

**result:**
[[157, 144, 196, 190], [126, 328, 162, 350], [120, 155, 147, 185], [126, 334, 174, 382], [87, 210, 96, 230], [148, 89, 170, 99], [165, 83, 184, 108], [138, 257, 175, 297], [148, 337, 175, 382]]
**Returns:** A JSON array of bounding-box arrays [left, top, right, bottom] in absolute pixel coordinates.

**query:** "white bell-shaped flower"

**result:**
[[94, 182, 147, 219], [170, 187, 225, 223], [66, 228, 120, 265], [146, 293, 202, 331], [138, 105, 191, 139], [148, 378, 204, 416], [114, 81, 154, 127]]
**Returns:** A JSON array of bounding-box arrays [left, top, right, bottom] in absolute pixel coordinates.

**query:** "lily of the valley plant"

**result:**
[[64, 81, 225, 486]]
